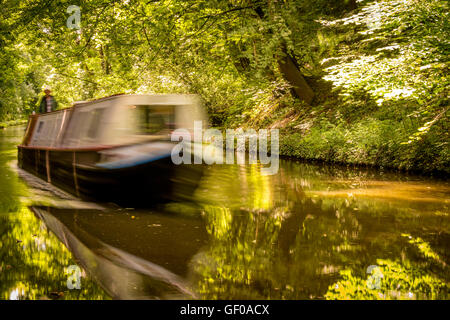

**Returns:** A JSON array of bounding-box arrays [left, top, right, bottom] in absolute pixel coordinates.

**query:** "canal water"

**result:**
[[0, 125, 448, 299]]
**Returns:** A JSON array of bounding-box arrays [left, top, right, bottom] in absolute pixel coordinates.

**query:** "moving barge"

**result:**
[[18, 94, 206, 206]]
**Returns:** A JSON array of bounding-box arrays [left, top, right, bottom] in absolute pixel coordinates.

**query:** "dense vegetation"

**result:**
[[0, 0, 448, 173]]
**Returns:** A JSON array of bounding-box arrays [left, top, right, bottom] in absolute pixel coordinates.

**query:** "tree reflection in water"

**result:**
[[0, 126, 108, 300], [190, 162, 449, 299], [0, 207, 109, 300]]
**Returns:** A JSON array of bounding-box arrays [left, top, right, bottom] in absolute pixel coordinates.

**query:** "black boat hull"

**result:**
[[18, 146, 203, 206]]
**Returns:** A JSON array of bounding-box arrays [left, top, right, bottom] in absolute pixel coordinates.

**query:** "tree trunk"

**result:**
[[254, 5, 315, 104], [278, 51, 315, 104]]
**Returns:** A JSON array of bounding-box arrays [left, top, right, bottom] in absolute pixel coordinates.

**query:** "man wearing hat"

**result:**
[[36, 88, 58, 114]]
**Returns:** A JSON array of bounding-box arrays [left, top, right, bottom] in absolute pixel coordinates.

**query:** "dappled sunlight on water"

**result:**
[[189, 163, 449, 299], [306, 179, 450, 204]]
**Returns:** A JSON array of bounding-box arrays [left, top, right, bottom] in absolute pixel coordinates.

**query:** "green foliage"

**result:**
[[0, 0, 447, 172], [0, 0, 354, 117], [0, 119, 28, 129], [278, 0, 449, 174], [325, 259, 448, 300]]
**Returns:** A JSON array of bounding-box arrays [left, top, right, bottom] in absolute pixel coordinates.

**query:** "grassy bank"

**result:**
[[0, 119, 27, 129], [229, 0, 449, 174]]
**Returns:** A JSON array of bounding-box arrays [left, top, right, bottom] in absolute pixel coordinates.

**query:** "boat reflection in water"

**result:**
[[19, 94, 207, 206], [30, 205, 208, 299]]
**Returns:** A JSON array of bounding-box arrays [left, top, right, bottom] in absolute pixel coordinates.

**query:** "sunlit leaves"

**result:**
[[325, 259, 448, 300]]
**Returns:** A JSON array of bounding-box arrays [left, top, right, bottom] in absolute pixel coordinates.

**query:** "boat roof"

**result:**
[[33, 94, 202, 117], [71, 93, 126, 106], [72, 93, 200, 108]]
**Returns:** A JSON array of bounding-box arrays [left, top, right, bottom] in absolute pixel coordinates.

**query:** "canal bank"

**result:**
[[0, 120, 27, 129]]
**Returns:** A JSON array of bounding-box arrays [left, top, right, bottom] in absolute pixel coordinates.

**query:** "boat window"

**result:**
[[87, 108, 106, 138], [131, 105, 175, 135], [36, 121, 44, 133]]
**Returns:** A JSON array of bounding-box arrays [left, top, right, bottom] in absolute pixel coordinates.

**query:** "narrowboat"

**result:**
[[18, 94, 207, 206]]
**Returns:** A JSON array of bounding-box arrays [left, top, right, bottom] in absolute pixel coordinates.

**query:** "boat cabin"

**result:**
[[23, 94, 206, 149]]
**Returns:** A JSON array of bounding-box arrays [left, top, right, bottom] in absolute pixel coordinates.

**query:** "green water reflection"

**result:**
[[0, 126, 449, 300], [0, 126, 109, 300], [191, 163, 449, 299]]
